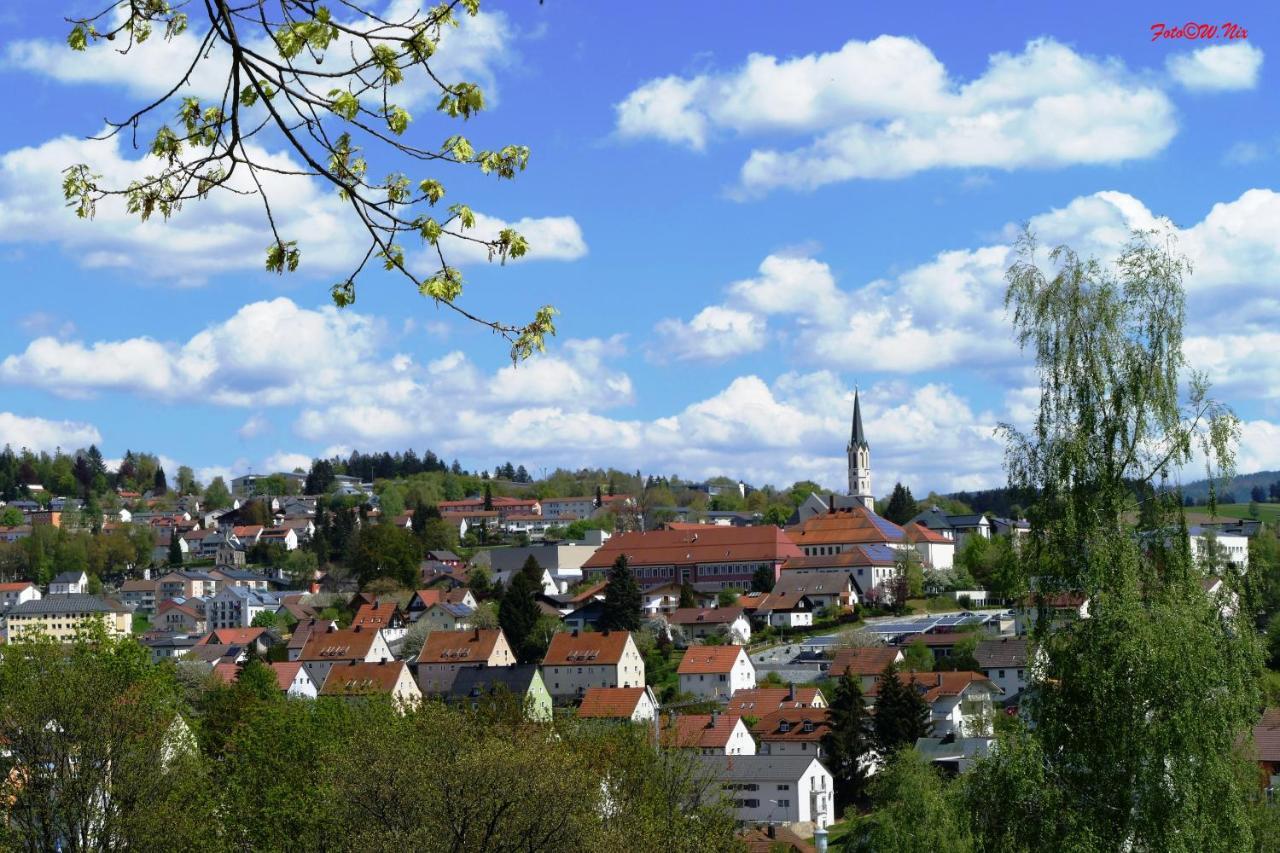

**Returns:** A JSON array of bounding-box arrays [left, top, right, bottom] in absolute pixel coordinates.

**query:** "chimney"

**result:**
[[380, 657, 388, 664], [473, 627, 481, 641], [828, 494, 835, 514], [710, 710, 719, 728], [787, 681, 795, 702]]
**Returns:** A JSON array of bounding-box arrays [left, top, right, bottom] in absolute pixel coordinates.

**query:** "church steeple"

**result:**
[[847, 389, 873, 509]]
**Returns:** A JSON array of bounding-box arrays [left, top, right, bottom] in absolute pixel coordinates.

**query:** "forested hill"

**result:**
[[1174, 470, 1280, 504]]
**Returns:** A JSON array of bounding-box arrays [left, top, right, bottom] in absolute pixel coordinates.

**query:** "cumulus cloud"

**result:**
[[0, 412, 102, 452], [1167, 43, 1263, 91], [652, 306, 767, 362], [617, 37, 1178, 193], [238, 414, 271, 440]]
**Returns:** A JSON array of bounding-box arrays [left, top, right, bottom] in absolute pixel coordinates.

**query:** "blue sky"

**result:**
[[0, 1, 1277, 494]]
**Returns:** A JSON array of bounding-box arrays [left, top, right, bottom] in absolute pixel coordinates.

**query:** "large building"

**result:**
[[4, 594, 133, 642], [847, 390, 873, 510], [581, 525, 801, 591]]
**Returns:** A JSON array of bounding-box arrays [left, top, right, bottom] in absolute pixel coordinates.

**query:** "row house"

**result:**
[[416, 628, 515, 695], [581, 526, 802, 592]]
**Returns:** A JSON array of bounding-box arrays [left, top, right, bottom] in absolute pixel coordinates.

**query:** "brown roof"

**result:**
[[669, 606, 745, 626], [726, 687, 825, 712], [866, 671, 1001, 703], [351, 602, 400, 629], [417, 629, 505, 665], [0, 582, 36, 592], [661, 713, 744, 749], [233, 525, 265, 537], [319, 660, 411, 696], [581, 526, 801, 570], [543, 630, 632, 666], [751, 590, 813, 614], [119, 579, 158, 592], [578, 686, 651, 719], [974, 636, 1030, 669], [298, 626, 380, 662], [750, 708, 832, 742], [677, 645, 748, 675], [903, 521, 953, 544], [830, 646, 904, 677], [1254, 708, 1280, 762], [270, 661, 305, 691], [770, 573, 852, 597], [212, 662, 239, 684], [785, 504, 906, 547], [568, 581, 608, 604], [157, 600, 203, 620], [197, 627, 266, 647], [288, 618, 335, 651], [780, 548, 898, 571]]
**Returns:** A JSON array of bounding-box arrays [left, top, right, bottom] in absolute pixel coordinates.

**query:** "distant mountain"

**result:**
[[1175, 470, 1280, 504]]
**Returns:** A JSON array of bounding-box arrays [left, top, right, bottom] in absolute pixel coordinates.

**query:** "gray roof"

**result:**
[[975, 636, 1029, 669], [694, 754, 827, 782], [8, 594, 119, 616], [772, 573, 852, 597], [850, 389, 868, 449], [51, 571, 87, 584], [446, 664, 543, 699]]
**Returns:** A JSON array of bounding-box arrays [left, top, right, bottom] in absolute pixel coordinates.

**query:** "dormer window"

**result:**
[[778, 720, 791, 733], [802, 720, 814, 733]]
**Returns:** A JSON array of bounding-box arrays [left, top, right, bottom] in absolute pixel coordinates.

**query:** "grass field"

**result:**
[[1186, 503, 1280, 524]]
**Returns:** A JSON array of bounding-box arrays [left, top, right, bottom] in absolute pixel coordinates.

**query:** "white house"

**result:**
[[298, 625, 394, 689], [662, 712, 757, 756], [207, 586, 281, 629], [271, 661, 318, 699], [1189, 526, 1249, 573], [698, 755, 833, 830], [668, 607, 752, 644], [49, 571, 89, 596], [677, 645, 756, 701], [577, 686, 659, 723], [904, 522, 956, 569], [541, 629, 645, 700], [975, 636, 1030, 701], [868, 671, 1001, 739], [752, 592, 816, 629], [0, 582, 41, 610]]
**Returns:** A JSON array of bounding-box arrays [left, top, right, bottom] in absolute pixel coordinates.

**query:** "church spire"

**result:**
[[850, 389, 868, 450]]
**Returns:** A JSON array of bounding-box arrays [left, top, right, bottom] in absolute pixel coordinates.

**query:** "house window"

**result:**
[[777, 799, 790, 808], [777, 784, 790, 791], [998, 669, 1006, 679]]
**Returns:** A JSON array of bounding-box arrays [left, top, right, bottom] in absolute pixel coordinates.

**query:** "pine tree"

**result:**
[[594, 485, 603, 508], [499, 556, 545, 663], [823, 671, 875, 810], [872, 662, 931, 754], [884, 482, 917, 524], [678, 581, 696, 609], [601, 555, 641, 632], [750, 564, 774, 593], [483, 483, 494, 511], [168, 532, 184, 567], [153, 466, 168, 495]]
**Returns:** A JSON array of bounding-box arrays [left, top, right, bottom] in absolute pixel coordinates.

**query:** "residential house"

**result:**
[[0, 581, 41, 610], [541, 629, 646, 700], [207, 586, 281, 629], [197, 627, 274, 657], [697, 755, 833, 830], [232, 525, 265, 546], [0, 525, 32, 543], [118, 579, 158, 614], [152, 532, 191, 566], [208, 568, 273, 592], [1253, 708, 1280, 792], [419, 601, 476, 632], [271, 661, 318, 698], [445, 665, 553, 721], [298, 624, 394, 689], [770, 573, 856, 614], [581, 526, 802, 592], [738, 825, 817, 853], [424, 549, 464, 568], [287, 618, 335, 661], [259, 527, 300, 552], [974, 636, 1030, 703], [662, 712, 757, 755], [1017, 592, 1090, 635], [351, 601, 408, 644], [439, 496, 542, 520], [140, 632, 201, 662], [577, 686, 659, 723], [232, 472, 306, 497], [678, 645, 757, 701], [539, 496, 598, 520], [727, 686, 827, 714], [158, 570, 219, 601], [866, 671, 1001, 739], [4, 594, 132, 641], [829, 647, 905, 691], [751, 708, 832, 758], [902, 522, 956, 569], [406, 587, 477, 621], [156, 599, 208, 634], [491, 563, 558, 597], [751, 591, 816, 630], [778, 544, 900, 605], [1189, 525, 1249, 572], [416, 628, 516, 695], [908, 506, 992, 546], [320, 660, 422, 709], [49, 570, 89, 596], [669, 607, 752, 644]]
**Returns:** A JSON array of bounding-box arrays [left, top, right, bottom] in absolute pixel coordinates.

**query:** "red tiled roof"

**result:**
[[903, 521, 953, 545], [298, 626, 380, 662], [726, 687, 825, 712], [197, 627, 266, 647], [1254, 708, 1280, 762], [0, 582, 36, 592], [319, 660, 411, 696], [582, 526, 800, 570], [233, 525, 265, 537], [677, 645, 748, 675], [865, 670, 1001, 703], [543, 630, 632, 666], [661, 713, 744, 749], [212, 662, 239, 684], [568, 581, 607, 604], [785, 504, 905, 547], [270, 661, 305, 692], [750, 708, 832, 742], [669, 607, 745, 626], [830, 646, 904, 677], [417, 629, 505, 665], [352, 602, 400, 629], [578, 686, 650, 719], [780, 547, 898, 571]]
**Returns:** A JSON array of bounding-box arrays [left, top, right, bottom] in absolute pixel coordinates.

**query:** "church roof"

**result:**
[[850, 390, 868, 449]]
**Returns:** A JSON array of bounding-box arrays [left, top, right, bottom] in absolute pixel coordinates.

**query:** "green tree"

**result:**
[[872, 662, 932, 754], [283, 548, 319, 590], [153, 465, 168, 495], [176, 464, 198, 495], [750, 564, 774, 593], [981, 230, 1261, 851], [902, 638, 934, 672], [678, 581, 696, 609], [347, 523, 422, 588], [824, 671, 875, 810], [168, 532, 184, 567], [483, 483, 494, 511], [203, 476, 232, 510], [884, 482, 918, 525], [853, 749, 973, 853], [0, 506, 22, 527], [499, 556, 545, 663], [601, 555, 641, 632]]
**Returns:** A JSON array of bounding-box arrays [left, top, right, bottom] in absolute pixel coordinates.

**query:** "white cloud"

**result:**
[[238, 414, 271, 440], [261, 451, 313, 474], [1237, 419, 1280, 474], [618, 37, 1178, 193], [1167, 43, 1263, 91], [652, 306, 767, 361], [0, 412, 102, 452], [728, 255, 847, 320], [0, 132, 586, 284]]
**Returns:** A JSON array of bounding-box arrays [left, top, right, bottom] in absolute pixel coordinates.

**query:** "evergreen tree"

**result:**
[[884, 482, 917, 524], [499, 556, 546, 663], [153, 466, 168, 495], [594, 485, 603, 508], [168, 532, 183, 567], [678, 581, 696, 609], [872, 662, 931, 754], [750, 564, 774, 593], [823, 671, 875, 810], [483, 483, 494, 511], [601, 555, 641, 632]]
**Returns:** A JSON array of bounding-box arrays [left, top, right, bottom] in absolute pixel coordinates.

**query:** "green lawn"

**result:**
[[1206, 503, 1280, 523]]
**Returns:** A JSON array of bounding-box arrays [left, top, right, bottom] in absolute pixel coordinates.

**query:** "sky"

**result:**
[[0, 1, 1278, 495]]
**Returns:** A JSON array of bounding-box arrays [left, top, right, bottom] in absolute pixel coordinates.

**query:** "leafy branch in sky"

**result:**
[[61, 0, 556, 361]]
